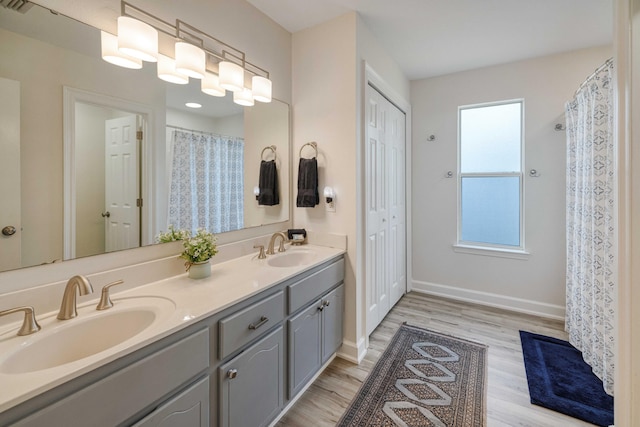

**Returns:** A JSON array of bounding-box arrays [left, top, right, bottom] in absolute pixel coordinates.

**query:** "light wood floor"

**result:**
[[276, 292, 594, 427]]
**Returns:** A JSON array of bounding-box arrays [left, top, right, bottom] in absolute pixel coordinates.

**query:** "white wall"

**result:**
[[244, 101, 290, 228], [293, 13, 359, 359], [293, 12, 410, 362], [411, 46, 613, 318]]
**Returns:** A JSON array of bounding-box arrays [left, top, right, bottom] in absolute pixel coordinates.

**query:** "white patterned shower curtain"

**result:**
[[565, 58, 615, 395], [167, 129, 244, 234]]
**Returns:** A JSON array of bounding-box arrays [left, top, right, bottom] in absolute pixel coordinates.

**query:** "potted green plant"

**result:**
[[157, 227, 218, 279]]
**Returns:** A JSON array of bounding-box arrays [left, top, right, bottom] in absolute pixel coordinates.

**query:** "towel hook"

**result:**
[[299, 141, 318, 159], [261, 145, 277, 161]]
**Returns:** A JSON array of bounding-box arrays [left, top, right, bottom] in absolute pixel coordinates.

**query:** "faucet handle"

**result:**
[[0, 306, 41, 336], [277, 237, 287, 253], [253, 245, 266, 260], [96, 280, 125, 311]]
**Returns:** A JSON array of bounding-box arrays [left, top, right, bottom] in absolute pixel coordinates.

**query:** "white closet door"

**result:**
[[389, 104, 406, 307], [365, 84, 406, 336]]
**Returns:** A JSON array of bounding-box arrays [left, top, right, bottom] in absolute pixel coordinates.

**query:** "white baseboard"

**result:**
[[337, 337, 367, 364], [411, 280, 565, 321]]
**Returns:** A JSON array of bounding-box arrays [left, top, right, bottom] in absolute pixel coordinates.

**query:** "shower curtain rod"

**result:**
[[166, 124, 241, 141], [574, 57, 613, 96]]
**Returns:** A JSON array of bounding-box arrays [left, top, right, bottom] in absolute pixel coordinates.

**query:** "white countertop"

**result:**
[[0, 244, 344, 413]]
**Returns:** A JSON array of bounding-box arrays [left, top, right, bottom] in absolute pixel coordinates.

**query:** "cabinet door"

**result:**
[[133, 377, 209, 427], [219, 327, 284, 427], [288, 300, 322, 398], [322, 284, 344, 363]]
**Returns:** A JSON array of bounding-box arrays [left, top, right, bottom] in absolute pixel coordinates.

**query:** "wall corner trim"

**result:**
[[337, 337, 368, 364]]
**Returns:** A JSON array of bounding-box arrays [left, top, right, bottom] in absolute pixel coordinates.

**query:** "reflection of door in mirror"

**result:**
[[0, 77, 21, 271], [104, 115, 140, 253], [69, 99, 144, 259]]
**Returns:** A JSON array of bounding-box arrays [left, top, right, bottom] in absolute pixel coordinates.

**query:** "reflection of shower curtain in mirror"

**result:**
[[168, 130, 244, 234], [565, 58, 615, 395]]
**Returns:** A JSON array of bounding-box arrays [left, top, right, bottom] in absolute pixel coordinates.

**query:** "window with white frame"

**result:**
[[458, 100, 523, 249]]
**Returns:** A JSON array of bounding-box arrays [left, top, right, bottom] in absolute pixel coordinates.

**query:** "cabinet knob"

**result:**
[[318, 305, 324, 311], [227, 369, 238, 379], [323, 300, 331, 307]]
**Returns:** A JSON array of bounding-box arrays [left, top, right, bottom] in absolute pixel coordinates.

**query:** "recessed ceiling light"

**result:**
[[185, 102, 202, 108]]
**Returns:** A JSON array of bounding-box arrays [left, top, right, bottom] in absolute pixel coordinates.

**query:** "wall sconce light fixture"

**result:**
[[323, 186, 336, 212], [100, 1, 272, 107]]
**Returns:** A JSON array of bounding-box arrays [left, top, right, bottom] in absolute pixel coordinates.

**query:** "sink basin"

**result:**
[[0, 296, 175, 374], [267, 250, 317, 268]]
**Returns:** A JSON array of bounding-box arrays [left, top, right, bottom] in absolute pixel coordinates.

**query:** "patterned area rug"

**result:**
[[337, 324, 488, 427]]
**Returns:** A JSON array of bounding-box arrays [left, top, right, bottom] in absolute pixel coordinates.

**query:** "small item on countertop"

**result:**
[[287, 229, 307, 245]]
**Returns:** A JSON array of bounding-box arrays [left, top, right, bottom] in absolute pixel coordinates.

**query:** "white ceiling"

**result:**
[[247, 0, 613, 80]]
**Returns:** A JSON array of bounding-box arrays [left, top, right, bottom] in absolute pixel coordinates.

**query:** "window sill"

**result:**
[[452, 244, 530, 260]]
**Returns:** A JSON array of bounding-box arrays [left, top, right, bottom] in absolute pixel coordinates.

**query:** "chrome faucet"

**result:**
[[0, 306, 41, 336], [57, 275, 94, 320], [266, 232, 287, 255]]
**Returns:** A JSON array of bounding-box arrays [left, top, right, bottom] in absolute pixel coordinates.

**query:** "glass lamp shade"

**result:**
[[174, 42, 206, 79], [252, 76, 272, 103], [157, 54, 189, 84], [201, 72, 226, 97], [219, 61, 244, 92], [101, 31, 142, 69], [117, 16, 158, 62], [233, 87, 254, 106]]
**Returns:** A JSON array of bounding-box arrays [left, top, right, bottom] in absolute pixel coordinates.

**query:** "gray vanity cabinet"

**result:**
[[321, 284, 345, 362], [288, 298, 323, 397], [288, 284, 344, 398], [219, 326, 285, 427]]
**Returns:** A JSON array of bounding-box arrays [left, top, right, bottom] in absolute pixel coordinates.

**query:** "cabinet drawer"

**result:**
[[288, 258, 344, 314], [219, 290, 284, 359], [14, 328, 209, 427]]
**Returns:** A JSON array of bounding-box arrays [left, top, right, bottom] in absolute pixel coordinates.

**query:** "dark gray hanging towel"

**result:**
[[258, 160, 279, 206], [296, 157, 319, 207]]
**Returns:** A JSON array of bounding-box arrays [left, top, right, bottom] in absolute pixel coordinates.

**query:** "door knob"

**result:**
[[101, 212, 111, 218], [2, 226, 16, 236]]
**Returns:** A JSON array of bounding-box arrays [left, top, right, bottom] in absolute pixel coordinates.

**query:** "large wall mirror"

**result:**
[[0, 4, 290, 273]]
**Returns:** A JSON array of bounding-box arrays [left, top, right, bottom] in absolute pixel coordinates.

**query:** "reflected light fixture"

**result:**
[[117, 16, 158, 62], [202, 72, 226, 97], [157, 54, 189, 84], [233, 88, 254, 106], [252, 76, 272, 103], [100, 31, 142, 69], [219, 61, 244, 92], [175, 42, 206, 79], [185, 102, 202, 108]]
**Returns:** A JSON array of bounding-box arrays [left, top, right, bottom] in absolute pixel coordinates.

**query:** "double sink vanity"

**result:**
[[0, 242, 345, 427]]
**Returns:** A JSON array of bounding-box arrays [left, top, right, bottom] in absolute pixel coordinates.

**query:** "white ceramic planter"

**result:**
[[188, 260, 211, 279]]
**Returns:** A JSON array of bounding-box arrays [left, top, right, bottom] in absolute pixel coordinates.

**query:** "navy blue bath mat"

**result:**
[[519, 331, 613, 426]]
